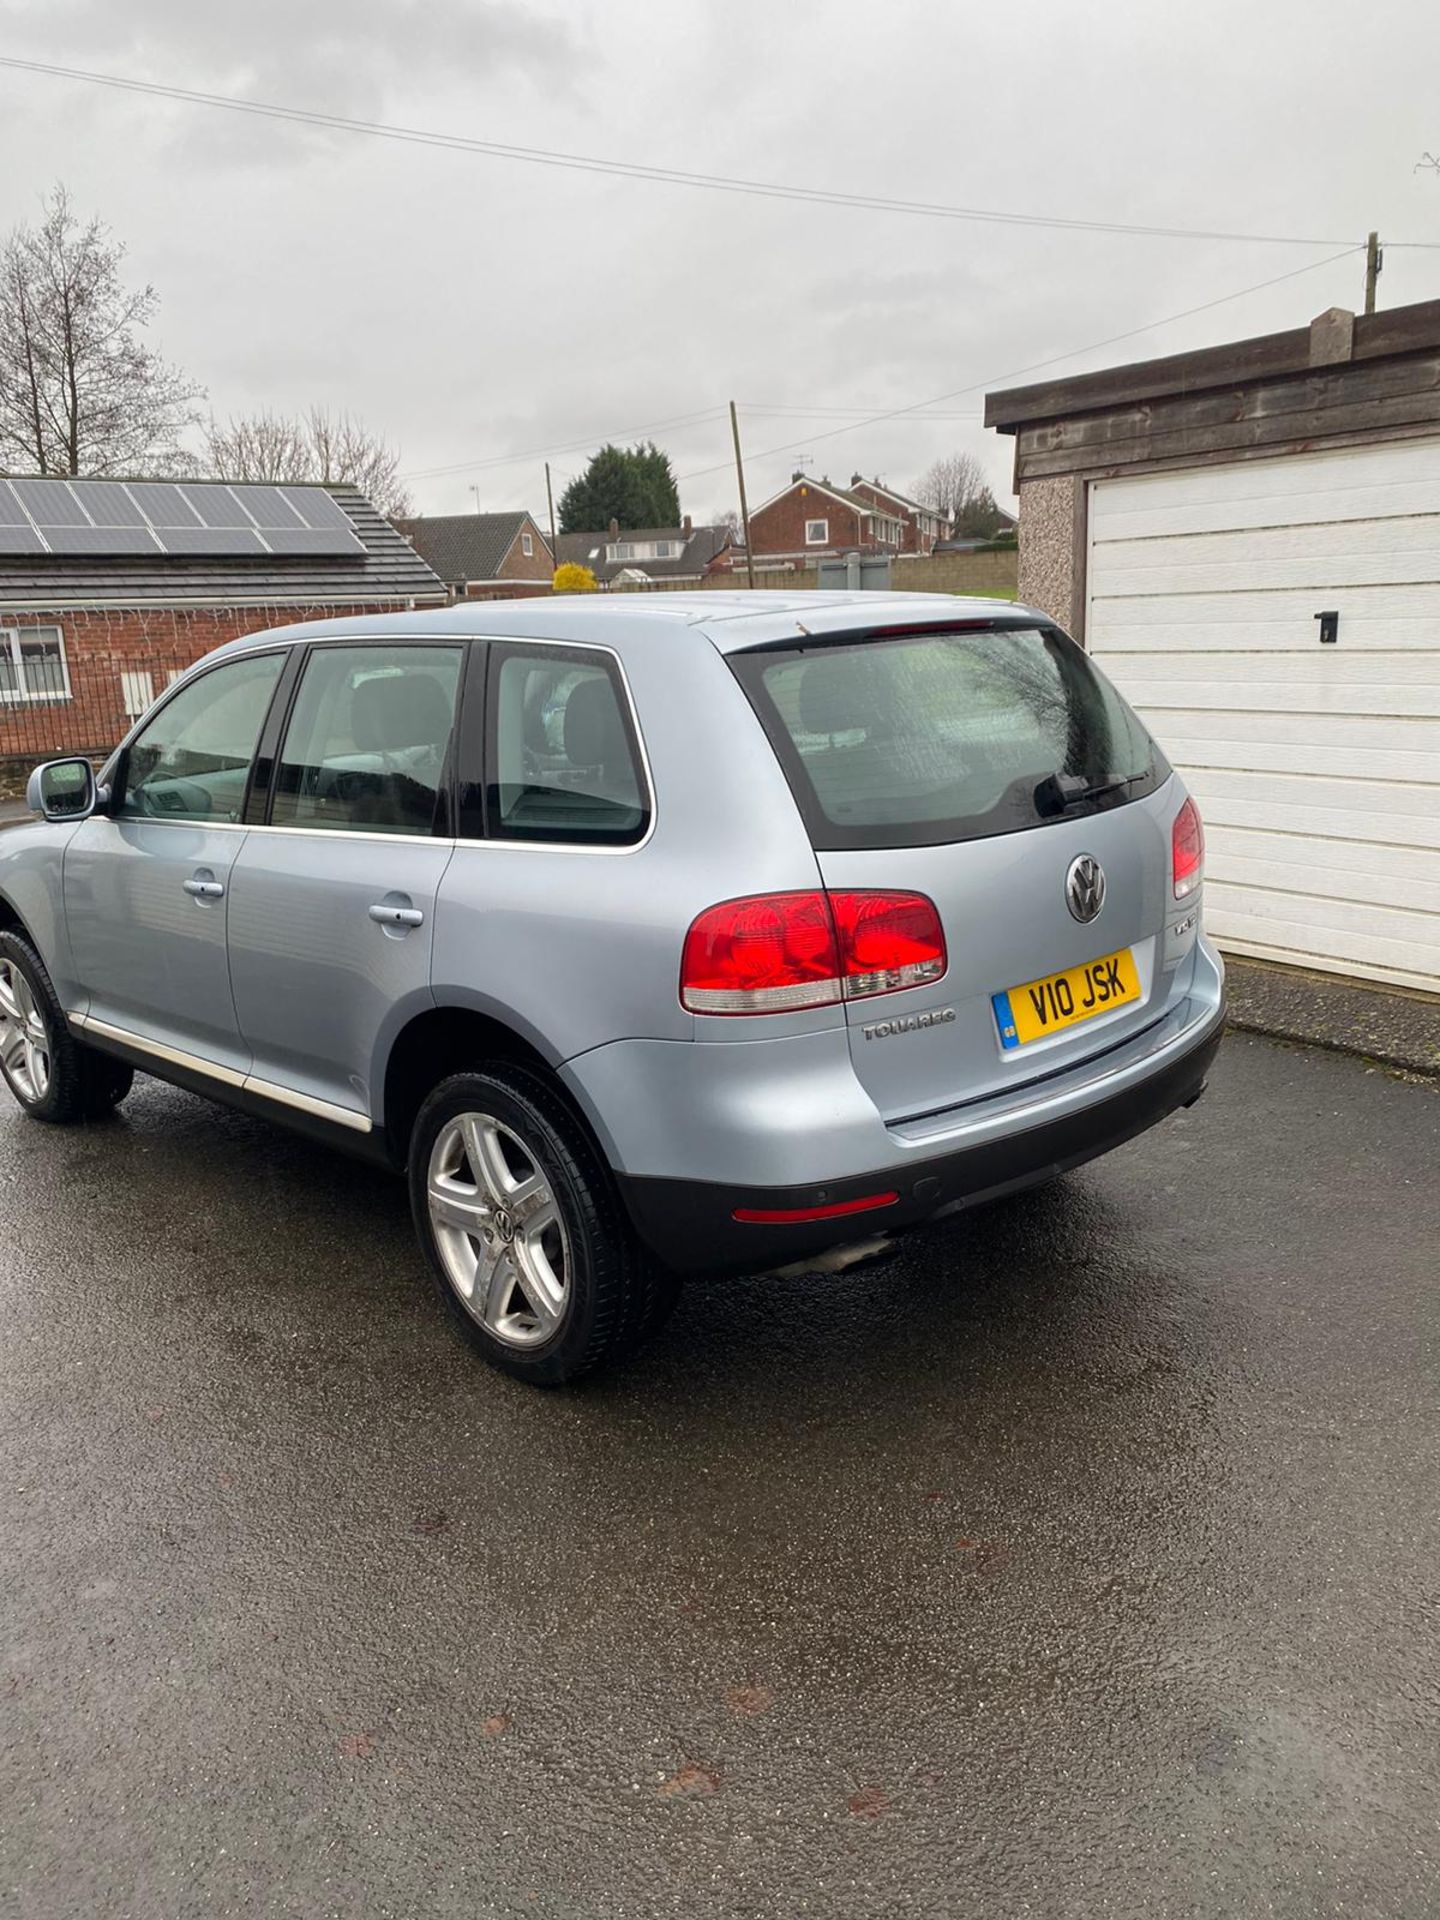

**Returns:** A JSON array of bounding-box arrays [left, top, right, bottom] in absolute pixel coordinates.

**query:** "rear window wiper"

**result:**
[[1033, 770, 1141, 816]]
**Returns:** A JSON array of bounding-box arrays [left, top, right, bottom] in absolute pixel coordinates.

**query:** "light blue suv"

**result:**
[[0, 592, 1224, 1383]]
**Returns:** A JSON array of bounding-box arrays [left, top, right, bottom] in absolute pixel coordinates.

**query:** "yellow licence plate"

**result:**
[[993, 947, 1140, 1051]]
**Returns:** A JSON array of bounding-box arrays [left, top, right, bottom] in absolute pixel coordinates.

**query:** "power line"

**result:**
[[677, 245, 1366, 483], [407, 245, 1361, 491], [2, 54, 1423, 250]]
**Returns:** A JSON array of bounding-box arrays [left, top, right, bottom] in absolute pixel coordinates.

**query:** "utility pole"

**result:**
[[544, 461, 558, 572], [729, 400, 756, 590], [1364, 231, 1383, 315]]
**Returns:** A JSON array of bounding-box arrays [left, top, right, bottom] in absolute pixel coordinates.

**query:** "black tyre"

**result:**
[[0, 930, 133, 1124], [408, 1064, 676, 1385]]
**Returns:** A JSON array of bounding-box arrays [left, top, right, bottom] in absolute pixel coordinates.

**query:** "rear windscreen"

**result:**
[[731, 624, 1167, 850]]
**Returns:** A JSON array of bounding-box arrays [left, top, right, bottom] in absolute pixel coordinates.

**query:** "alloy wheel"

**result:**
[[426, 1111, 570, 1348], [0, 959, 51, 1104]]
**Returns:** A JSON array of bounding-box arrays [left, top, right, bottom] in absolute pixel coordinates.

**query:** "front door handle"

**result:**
[[369, 903, 424, 928], [183, 873, 225, 900]]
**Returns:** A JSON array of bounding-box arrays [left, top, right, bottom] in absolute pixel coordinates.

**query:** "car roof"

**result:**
[[199, 590, 1046, 668]]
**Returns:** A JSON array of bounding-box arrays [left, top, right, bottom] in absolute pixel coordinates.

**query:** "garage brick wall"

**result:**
[[1016, 475, 1084, 635]]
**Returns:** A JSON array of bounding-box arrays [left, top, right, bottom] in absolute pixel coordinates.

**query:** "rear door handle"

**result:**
[[183, 875, 225, 899], [369, 903, 424, 928]]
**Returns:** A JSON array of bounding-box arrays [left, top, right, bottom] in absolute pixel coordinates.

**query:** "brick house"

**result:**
[[397, 510, 552, 600], [846, 475, 953, 555], [555, 516, 735, 587], [0, 476, 445, 795], [744, 473, 907, 568]]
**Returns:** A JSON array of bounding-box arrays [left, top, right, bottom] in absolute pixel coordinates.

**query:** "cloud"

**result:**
[[0, 0, 585, 164], [2, 0, 1436, 520]]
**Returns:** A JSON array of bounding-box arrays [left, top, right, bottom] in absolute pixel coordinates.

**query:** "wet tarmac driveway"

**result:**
[[2, 1033, 1438, 1918]]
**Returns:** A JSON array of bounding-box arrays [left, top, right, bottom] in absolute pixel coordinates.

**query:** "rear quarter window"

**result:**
[[731, 623, 1166, 851], [487, 643, 649, 845]]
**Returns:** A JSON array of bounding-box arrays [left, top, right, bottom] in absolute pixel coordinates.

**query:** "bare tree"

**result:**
[[912, 451, 1002, 536], [203, 405, 413, 518], [710, 508, 742, 538], [0, 185, 203, 476]]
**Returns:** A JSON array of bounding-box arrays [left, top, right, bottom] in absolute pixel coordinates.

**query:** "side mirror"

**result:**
[[26, 757, 99, 823]]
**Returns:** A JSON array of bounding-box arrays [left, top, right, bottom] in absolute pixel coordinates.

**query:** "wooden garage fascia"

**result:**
[[986, 298, 1440, 451]]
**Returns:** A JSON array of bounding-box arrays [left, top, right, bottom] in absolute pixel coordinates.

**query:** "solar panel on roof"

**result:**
[[70, 481, 148, 528], [156, 525, 268, 555], [12, 477, 88, 527], [126, 482, 202, 528], [281, 487, 354, 532], [259, 527, 365, 558], [0, 526, 47, 554], [0, 474, 367, 563], [269, 488, 365, 553], [181, 484, 255, 529], [237, 486, 307, 530], [42, 525, 161, 556], [0, 481, 32, 528]]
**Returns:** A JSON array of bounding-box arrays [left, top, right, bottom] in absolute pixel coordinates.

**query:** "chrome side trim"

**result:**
[[70, 1013, 372, 1133], [70, 1013, 248, 1088], [243, 1074, 373, 1133]]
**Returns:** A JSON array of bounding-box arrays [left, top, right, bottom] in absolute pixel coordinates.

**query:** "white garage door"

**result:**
[[1086, 439, 1440, 992]]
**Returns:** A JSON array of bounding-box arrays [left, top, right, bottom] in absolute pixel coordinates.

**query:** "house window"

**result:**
[[606, 539, 680, 563], [0, 626, 71, 703], [120, 670, 156, 719], [521, 531, 534, 557], [805, 519, 828, 545]]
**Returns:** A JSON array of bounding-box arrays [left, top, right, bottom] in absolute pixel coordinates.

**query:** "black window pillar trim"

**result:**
[[455, 638, 489, 841], [243, 644, 304, 826]]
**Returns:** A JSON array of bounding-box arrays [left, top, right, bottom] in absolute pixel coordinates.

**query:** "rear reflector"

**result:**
[[1172, 798, 1204, 899], [733, 1191, 899, 1224], [681, 890, 946, 1014]]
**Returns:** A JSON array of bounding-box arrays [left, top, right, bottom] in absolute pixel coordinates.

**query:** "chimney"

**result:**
[[851, 472, 863, 488], [682, 513, 692, 534], [1309, 306, 1355, 366], [791, 469, 804, 484], [609, 518, 620, 538]]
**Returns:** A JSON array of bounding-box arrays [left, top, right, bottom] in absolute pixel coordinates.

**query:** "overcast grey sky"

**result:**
[[3, 0, 1439, 522]]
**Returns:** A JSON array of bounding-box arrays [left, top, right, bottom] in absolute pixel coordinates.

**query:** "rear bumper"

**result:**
[[617, 993, 1225, 1276]]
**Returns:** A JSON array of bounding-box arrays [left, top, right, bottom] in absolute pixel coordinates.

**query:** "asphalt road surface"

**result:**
[[3, 1033, 1437, 1919]]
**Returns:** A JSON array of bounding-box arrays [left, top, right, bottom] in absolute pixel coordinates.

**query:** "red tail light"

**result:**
[[680, 890, 946, 1015], [1172, 797, 1204, 899]]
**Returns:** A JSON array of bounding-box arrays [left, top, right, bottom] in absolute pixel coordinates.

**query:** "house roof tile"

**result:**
[[396, 511, 547, 584]]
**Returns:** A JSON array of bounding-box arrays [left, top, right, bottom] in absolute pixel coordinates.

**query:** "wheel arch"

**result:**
[[381, 1002, 607, 1172]]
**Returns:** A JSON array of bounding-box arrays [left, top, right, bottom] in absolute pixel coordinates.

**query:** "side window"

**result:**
[[489, 646, 647, 844], [119, 651, 284, 823], [271, 643, 463, 836], [1, 626, 70, 704]]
